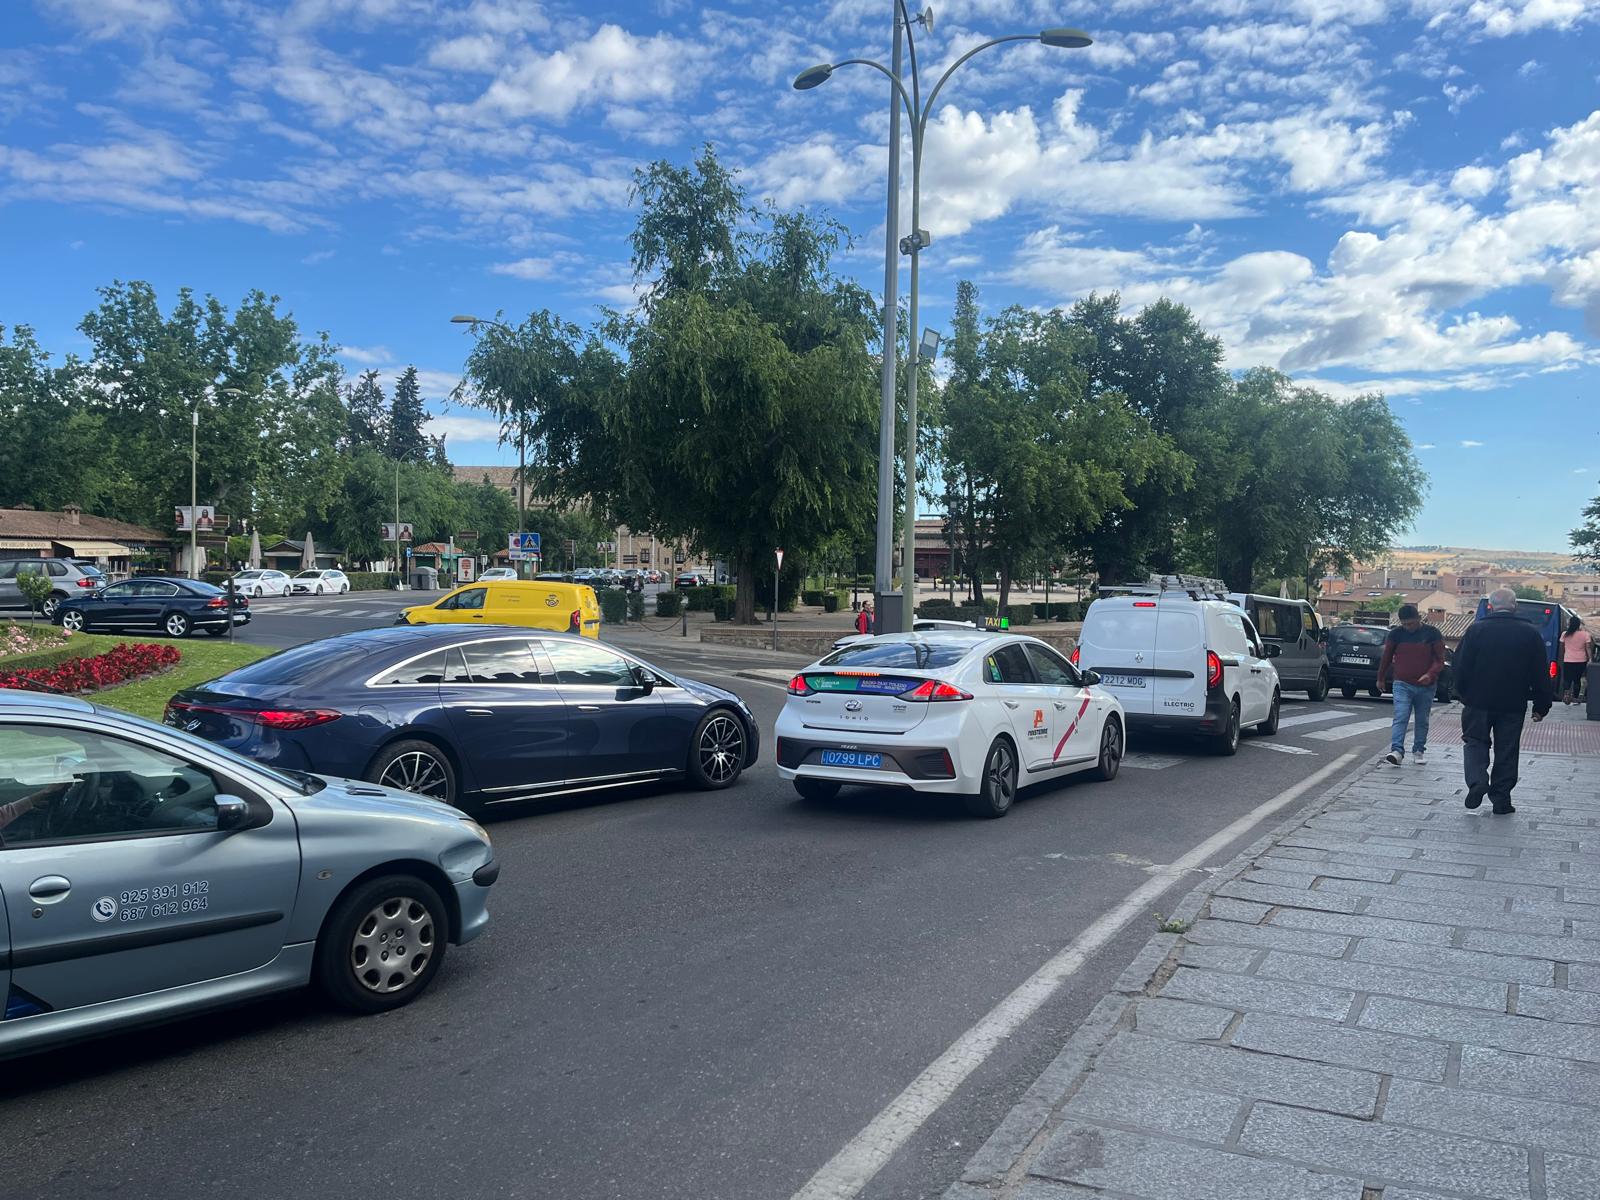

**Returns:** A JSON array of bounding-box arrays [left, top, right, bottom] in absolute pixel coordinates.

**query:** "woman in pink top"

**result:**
[[1561, 615, 1593, 703]]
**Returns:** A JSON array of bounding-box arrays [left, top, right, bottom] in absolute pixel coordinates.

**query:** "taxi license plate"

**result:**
[[820, 750, 882, 769], [1100, 673, 1146, 689]]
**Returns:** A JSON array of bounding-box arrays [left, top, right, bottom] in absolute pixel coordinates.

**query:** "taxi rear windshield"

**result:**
[[819, 641, 970, 669]]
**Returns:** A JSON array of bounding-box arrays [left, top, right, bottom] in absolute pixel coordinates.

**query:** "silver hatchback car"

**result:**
[[0, 691, 497, 1060]]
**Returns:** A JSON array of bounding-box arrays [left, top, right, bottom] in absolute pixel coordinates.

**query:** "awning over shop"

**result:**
[[57, 540, 139, 557]]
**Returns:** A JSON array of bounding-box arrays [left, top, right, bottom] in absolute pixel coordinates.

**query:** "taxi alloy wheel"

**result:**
[[965, 737, 1017, 818], [690, 710, 745, 789], [1090, 717, 1123, 782], [316, 874, 448, 1014]]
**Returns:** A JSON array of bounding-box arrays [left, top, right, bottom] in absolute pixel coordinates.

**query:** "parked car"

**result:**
[[396, 579, 601, 639], [1074, 577, 1282, 754], [56, 576, 249, 638], [290, 568, 350, 594], [1324, 623, 1390, 699], [0, 557, 106, 620], [535, 571, 570, 582], [0, 689, 495, 1059], [1226, 593, 1329, 700], [676, 571, 710, 588], [776, 631, 1125, 818], [166, 627, 759, 812], [476, 567, 518, 582], [229, 568, 294, 597]]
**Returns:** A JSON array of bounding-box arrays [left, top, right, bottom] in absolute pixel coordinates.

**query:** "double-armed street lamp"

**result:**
[[793, 10, 1091, 629]]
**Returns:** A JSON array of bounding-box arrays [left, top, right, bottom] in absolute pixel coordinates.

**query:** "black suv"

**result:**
[[1325, 622, 1453, 702]]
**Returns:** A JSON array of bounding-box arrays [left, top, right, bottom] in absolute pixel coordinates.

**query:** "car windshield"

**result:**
[[820, 639, 973, 669], [294, 570, 321, 579], [1329, 626, 1387, 646]]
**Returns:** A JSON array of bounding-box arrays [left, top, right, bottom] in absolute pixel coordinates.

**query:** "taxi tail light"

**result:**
[[787, 674, 813, 696], [1206, 650, 1223, 690], [253, 709, 342, 730], [902, 679, 972, 702]]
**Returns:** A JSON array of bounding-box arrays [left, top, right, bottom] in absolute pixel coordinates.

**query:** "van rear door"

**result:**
[[1151, 603, 1204, 720], [1078, 599, 1158, 715]]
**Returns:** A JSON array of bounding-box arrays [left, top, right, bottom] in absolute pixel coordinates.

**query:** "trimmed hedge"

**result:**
[[1004, 604, 1034, 627], [348, 571, 401, 591], [598, 589, 629, 624], [712, 597, 734, 622], [1032, 600, 1087, 622], [655, 591, 683, 617], [822, 591, 844, 613], [801, 589, 824, 607], [0, 639, 94, 676], [626, 591, 645, 622]]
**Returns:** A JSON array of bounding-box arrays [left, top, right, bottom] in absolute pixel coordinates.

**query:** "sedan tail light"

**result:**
[[1207, 650, 1223, 690], [901, 679, 972, 702], [787, 674, 813, 696], [253, 709, 342, 730], [206, 596, 228, 609]]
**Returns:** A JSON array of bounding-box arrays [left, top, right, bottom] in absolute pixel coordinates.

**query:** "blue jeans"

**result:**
[[1391, 680, 1434, 754]]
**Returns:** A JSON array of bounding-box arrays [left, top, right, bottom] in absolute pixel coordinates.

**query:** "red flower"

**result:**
[[0, 642, 181, 694]]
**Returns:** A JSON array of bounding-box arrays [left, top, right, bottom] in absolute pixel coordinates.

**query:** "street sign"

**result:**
[[456, 530, 479, 540], [381, 522, 414, 541], [623, 554, 638, 564], [597, 540, 616, 553], [507, 531, 541, 559]]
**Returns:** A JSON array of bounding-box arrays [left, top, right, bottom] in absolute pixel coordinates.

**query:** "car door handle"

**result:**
[[463, 707, 494, 717], [1250, 667, 1263, 674], [577, 704, 601, 712], [1002, 700, 1019, 709], [29, 875, 71, 900], [1054, 702, 1070, 710]]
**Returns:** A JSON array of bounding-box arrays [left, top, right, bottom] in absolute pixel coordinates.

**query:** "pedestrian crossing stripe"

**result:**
[[1304, 717, 1397, 741]]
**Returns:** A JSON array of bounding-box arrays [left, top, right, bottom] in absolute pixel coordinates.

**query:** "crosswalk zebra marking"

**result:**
[[1278, 710, 1359, 729], [1304, 716, 1396, 741]]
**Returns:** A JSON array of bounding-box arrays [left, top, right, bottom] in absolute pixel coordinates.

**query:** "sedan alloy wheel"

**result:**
[[691, 711, 745, 788], [378, 749, 451, 799]]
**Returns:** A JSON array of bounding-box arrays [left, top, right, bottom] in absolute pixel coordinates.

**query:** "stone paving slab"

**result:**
[[946, 745, 1600, 1200]]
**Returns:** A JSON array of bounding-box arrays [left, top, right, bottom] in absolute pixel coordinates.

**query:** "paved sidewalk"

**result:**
[[948, 721, 1600, 1200]]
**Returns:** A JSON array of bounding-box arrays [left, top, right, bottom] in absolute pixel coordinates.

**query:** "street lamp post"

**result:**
[[189, 402, 199, 579], [451, 314, 527, 576], [794, 15, 1091, 628]]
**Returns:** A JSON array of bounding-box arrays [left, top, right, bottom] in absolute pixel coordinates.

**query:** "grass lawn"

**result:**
[[1, 628, 271, 722]]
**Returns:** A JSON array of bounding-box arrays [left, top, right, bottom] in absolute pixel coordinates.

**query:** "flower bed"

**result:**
[[0, 642, 180, 694]]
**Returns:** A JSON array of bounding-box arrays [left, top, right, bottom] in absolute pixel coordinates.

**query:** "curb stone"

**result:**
[[948, 750, 1380, 1196]]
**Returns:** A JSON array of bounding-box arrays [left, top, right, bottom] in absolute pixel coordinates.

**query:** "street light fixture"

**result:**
[[792, 13, 1091, 624]]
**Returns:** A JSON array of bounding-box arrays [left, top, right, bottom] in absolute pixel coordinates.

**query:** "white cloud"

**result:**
[[39, 0, 179, 39], [462, 24, 694, 121], [301, 248, 336, 265], [339, 344, 393, 365], [490, 257, 558, 279], [426, 413, 503, 443], [1449, 165, 1497, 197], [1417, 443, 1438, 449], [1461, 439, 1485, 447]]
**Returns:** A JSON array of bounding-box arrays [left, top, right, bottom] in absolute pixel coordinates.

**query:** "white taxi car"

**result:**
[[775, 632, 1125, 818]]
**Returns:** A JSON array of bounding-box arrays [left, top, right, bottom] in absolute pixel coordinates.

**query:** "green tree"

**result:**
[[1512, 585, 1547, 600], [1573, 483, 1600, 565], [344, 369, 388, 450], [389, 366, 433, 464], [0, 325, 119, 512]]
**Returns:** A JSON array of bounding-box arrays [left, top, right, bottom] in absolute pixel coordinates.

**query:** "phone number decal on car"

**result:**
[[92, 880, 211, 923]]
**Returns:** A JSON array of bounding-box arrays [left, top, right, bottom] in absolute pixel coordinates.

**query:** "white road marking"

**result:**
[[1305, 717, 1395, 741], [1120, 753, 1185, 770], [791, 752, 1360, 1200], [1247, 740, 1316, 755], [1277, 709, 1356, 729]]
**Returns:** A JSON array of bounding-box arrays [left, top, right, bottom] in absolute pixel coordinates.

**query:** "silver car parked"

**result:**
[[0, 557, 106, 620], [0, 690, 497, 1060]]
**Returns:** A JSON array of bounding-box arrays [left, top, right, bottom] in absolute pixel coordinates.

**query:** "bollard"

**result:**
[[681, 605, 688, 638]]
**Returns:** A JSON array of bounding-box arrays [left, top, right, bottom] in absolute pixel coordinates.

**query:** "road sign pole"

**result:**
[[774, 548, 784, 651]]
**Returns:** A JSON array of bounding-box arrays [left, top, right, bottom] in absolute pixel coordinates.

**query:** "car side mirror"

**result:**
[[1262, 643, 1282, 658], [634, 667, 658, 695], [215, 794, 266, 832], [1082, 669, 1102, 686]]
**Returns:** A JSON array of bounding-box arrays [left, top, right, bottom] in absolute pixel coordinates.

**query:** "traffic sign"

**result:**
[[597, 540, 616, 553], [507, 531, 540, 559], [456, 530, 479, 540]]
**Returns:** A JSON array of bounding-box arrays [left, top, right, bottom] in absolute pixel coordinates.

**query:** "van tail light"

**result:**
[[1133, 600, 1156, 607], [570, 609, 581, 631], [1207, 650, 1223, 690], [252, 709, 342, 730], [1550, 661, 1559, 680], [902, 679, 972, 702], [1069, 646, 1081, 665], [787, 674, 813, 696]]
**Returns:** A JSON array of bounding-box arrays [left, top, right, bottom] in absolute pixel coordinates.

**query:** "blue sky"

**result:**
[[3, 0, 1598, 553]]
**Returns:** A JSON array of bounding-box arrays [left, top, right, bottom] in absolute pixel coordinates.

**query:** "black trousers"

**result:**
[[1462, 706, 1526, 809]]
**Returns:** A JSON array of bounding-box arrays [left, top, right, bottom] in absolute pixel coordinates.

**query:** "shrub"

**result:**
[[0, 642, 179, 694], [1004, 604, 1034, 627], [656, 591, 683, 617], [347, 571, 402, 591], [627, 591, 645, 622], [822, 591, 843, 613], [16, 574, 53, 615], [201, 571, 232, 587], [684, 586, 716, 612], [801, 589, 824, 607], [598, 589, 629, 625], [713, 597, 734, 621], [920, 597, 957, 610]]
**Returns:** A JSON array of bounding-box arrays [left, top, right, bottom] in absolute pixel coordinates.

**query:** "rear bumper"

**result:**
[[1328, 665, 1379, 686], [775, 735, 963, 786], [1126, 688, 1233, 737]]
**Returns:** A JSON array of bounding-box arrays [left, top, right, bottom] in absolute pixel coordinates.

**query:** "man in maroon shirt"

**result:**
[[1377, 604, 1446, 766]]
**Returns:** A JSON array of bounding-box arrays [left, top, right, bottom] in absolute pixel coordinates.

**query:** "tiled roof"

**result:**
[[0, 507, 165, 543], [1439, 613, 1475, 640], [454, 465, 521, 490]]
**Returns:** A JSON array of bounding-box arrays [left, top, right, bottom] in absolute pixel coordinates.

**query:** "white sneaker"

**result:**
[[1384, 750, 1403, 766], [1412, 751, 1426, 765]]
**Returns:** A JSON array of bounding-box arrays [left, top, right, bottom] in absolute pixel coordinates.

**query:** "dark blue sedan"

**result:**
[[164, 626, 758, 812], [57, 576, 250, 638]]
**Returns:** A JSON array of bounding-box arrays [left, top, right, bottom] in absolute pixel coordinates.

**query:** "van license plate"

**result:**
[[820, 750, 882, 769], [1100, 674, 1145, 688]]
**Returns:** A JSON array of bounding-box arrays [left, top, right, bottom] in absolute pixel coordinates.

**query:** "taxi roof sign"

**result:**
[[983, 616, 1010, 630]]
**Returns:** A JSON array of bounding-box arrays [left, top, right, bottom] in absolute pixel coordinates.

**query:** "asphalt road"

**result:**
[[0, 598, 1410, 1200]]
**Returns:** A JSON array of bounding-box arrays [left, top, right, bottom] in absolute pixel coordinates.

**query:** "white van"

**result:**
[[1075, 576, 1282, 754]]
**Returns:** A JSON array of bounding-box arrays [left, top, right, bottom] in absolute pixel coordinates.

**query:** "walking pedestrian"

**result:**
[[1452, 587, 1554, 814], [1560, 614, 1591, 704], [1378, 604, 1444, 766], [855, 601, 873, 637]]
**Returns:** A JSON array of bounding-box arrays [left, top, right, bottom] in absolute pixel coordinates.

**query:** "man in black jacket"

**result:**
[[1453, 587, 1554, 814]]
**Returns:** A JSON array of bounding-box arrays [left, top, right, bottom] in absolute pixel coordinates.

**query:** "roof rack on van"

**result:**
[[1099, 573, 1230, 601]]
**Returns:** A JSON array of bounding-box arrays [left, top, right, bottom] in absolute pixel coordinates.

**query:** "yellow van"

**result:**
[[396, 580, 601, 638]]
